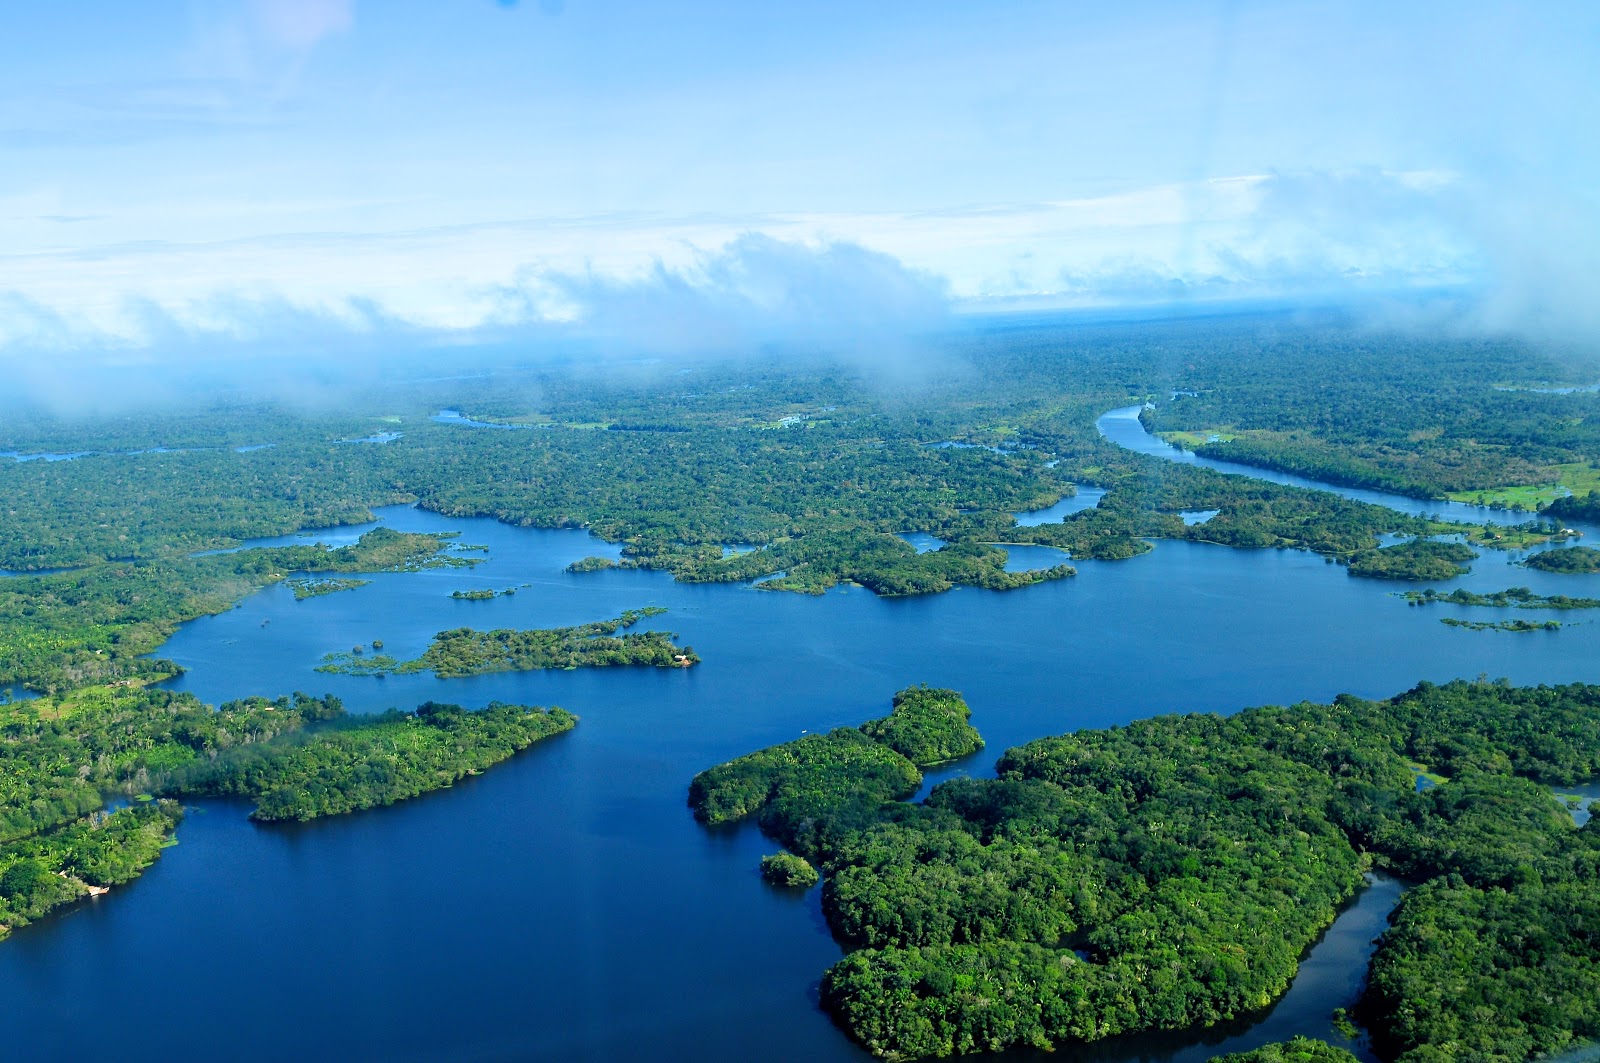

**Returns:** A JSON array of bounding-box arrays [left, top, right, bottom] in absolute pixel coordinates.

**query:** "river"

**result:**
[[2, 411, 1598, 1062], [1097, 405, 1571, 528]]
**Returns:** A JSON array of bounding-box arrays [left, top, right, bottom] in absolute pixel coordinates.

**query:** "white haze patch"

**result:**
[[0, 234, 955, 412], [2, 163, 1597, 410]]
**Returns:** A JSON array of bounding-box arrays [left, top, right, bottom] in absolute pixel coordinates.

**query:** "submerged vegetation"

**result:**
[[317, 608, 696, 676], [1439, 617, 1564, 633], [0, 684, 571, 937], [692, 680, 1600, 1061]]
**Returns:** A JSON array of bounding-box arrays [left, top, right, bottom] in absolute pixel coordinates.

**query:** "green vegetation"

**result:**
[[0, 683, 572, 937], [690, 728, 923, 855], [1, 800, 183, 938], [1521, 546, 1600, 573], [317, 608, 697, 677], [0, 527, 476, 694], [287, 577, 370, 599], [450, 588, 501, 600], [1211, 1038, 1360, 1063], [1347, 540, 1477, 580], [173, 701, 575, 821], [858, 685, 983, 765], [761, 852, 820, 888], [1439, 617, 1564, 632], [566, 556, 619, 573], [1139, 331, 1600, 502], [9, 317, 1591, 698], [1366, 878, 1600, 1063], [1403, 585, 1600, 609], [1545, 490, 1600, 524], [1447, 460, 1600, 511], [619, 532, 1073, 595], [693, 680, 1600, 1061]]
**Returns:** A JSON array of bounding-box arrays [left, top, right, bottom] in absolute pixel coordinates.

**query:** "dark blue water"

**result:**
[[5, 416, 1600, 1061]]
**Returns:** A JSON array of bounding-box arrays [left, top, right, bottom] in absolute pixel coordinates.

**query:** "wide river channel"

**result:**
[[3, 410, 1599, 1062]]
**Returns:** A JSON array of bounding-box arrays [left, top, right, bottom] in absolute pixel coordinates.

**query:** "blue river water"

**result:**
[[1098, 405, 1564, 527], [3, 412, 1599, 1062]]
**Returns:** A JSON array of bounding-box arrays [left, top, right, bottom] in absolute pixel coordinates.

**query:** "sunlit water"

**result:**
[[3, 411, 1599, 1062]]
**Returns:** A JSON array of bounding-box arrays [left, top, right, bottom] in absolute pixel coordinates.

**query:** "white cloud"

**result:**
[[0, 168, 1572, 361]]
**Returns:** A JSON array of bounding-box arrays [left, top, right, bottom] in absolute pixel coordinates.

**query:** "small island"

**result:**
[[566, 556, 619, 573], [1440, 617, 1564, 632], [1521, 546, 1600, 573], [318, 608, 698, 677], [1403, 586, 1600, 609], [760, 852, 819, 888], [451, 587, 519, 600], [287, 577, 371, 600]]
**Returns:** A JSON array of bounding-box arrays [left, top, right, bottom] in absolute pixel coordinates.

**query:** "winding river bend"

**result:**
[[3, 413, 1598, 1062], [1098, 404, 1572, 529]]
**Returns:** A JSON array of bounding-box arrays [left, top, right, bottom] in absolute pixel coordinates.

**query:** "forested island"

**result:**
[[287, 577, 371, 599], [451, 586, 519, 600], [1403, 586, 1600, 609], [1440, 617, 1565, 632], [0, 683, 572, 938], [1522, 546, 1600, 573], [317, 608, 697, 676], [691, 680, 1600, 1062]]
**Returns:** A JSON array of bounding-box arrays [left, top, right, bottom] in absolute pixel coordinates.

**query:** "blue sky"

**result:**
[[1, 1, 1596, 359]]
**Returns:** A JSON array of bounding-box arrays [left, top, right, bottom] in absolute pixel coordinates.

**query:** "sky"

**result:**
[[1, 0, 1597, 365]]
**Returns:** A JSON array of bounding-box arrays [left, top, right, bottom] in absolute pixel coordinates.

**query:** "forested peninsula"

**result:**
[[691, 680, 1600, 1062], [0, 684, 572, 939]]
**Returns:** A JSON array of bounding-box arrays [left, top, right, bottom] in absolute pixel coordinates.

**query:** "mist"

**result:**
[[0, 234, 956, 414]]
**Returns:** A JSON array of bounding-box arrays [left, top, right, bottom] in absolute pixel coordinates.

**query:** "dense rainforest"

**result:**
[[3, 311, 1598, 1055], [3, 312, 1593, 693], [690, 679, 1600, 1062], [0, 683, 572, 936], [1136, 329, 1600, 507]]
